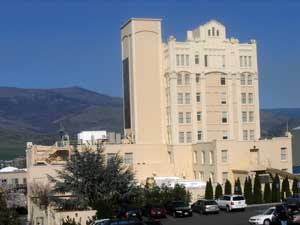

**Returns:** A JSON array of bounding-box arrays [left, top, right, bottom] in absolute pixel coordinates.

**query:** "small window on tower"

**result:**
[[208, 30, 211, 36], [221, 77, 226, 85]]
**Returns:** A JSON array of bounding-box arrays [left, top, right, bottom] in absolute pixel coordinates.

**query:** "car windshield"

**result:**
[[204, 201, 217, 205], [173, 202, 186, 207], [233, 196, 245, 201], [263, 208, 275, 215]]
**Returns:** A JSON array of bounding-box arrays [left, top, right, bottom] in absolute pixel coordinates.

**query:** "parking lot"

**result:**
[[160, 206, 269, 225]]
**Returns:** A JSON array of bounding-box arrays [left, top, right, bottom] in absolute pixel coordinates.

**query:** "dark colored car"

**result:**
[[116, 207, 143, 221], [103, 219, 143, 225], [191, 199, 219, 214], [142, 204, 167, 218], [165, 201, 193, 217]]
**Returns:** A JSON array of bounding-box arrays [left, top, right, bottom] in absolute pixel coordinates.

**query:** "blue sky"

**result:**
[[0, 0, 299, 108]]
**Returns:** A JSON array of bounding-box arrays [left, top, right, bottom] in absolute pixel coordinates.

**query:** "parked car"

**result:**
[[116, 206, 143, 220], [104, 219, 143, 225], [216, 195, 247, 212], [165, 201, 193, 217], [91, 219, 110, 225], [191, 199, 219, 214], [249, 207, 276, 225], [142, 204, 167, 218]]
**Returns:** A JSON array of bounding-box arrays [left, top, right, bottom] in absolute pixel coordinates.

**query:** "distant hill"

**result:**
[[0, 86, 300, 160], [0, 87, 123, 159]]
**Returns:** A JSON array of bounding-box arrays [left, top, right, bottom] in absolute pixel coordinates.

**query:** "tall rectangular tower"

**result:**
[[121, 18, 165, 144]]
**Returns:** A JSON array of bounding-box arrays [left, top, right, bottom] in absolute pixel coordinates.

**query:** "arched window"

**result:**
[[212, 27, 215, 36], [208, 29, 211, 36], [184, 74, 190, 85], [247, 74, 253, 85], [217, 30, 220, 36]]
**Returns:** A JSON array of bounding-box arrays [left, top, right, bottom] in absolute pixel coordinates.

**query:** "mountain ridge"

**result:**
[[0, 86, 299, 159]]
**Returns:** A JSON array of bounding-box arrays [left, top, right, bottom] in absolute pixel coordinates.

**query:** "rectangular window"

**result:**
[[209, 151, 214, 165], [177, 93, 183, 104], [177, 74, 182, 85], [179, 132, 184, 143], [181, 54, 184, 66], [186, 131, 192, 143], [204, 55, 208, 67], [201, 151, 205, 164], [186, 112, 191, 123], [197, 112, 202, 122], [249, 130, 255, 140], [243, 130, 248, 141], [248, 93, 254, 104], [184, 74, 190, 84], [176, 54, 180, 66], [244, 56, 248, 67], [221, 150, 228, 163], [197, 130, 202, 141], [249, 111, 254, 122], [248, 56, 252, 67], [186, 55, 190, 66], [220, 77, 226, 85], [240, 56, 243, 67], [247, 74, 253, 85], [241, 93, 247, 104], [281, 147, 287, 161], [222, 111, 228, 123], [195, 55, 199, 64], [196, 73, 201, 83], [193, 151, 198, 164], [223, 130, 228, 140], [124, 153, 133, 166], [241, 74, 246, 85], [178, 112, 184, 124], [242, 111, 247, 123], [185, 93, 191, 104], [199, 171, 204, 181], [222, 172, 228, 184], [221, 92, 226, 104], [196, 92, 201, 103]]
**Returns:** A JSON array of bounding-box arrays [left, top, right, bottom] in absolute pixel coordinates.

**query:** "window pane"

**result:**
[[186, 112, 191, 123], [177, 93, 183, 104], [178, 112, 184, 123], [196, 73, 200, 83], [204, 55, 208, 67], [241, 93, 247, 104], [177, 74, 182, 85], [186, 55, 190, 66], [179, 132, 184, 143], [195, 55, 199, 64], [124, 153, 133, 166], [248, 93, 254, 104], [243, 130, 248, 140], [242, 111, 247, 122], [198, 130, 202, 141], [186, 131, 192, 143], [241, 74, 246, 85], [197, 112, 202, 121], [185, 93, 191, 104], [181, 54, 184, 66], [184, 74, 190, 84], [196, 92, 201, 103]]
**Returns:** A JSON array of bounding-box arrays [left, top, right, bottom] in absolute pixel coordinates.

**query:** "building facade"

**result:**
[[118, 18, 292, 184]]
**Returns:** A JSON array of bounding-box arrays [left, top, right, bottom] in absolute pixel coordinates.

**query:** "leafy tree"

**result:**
[[234, 178, 242, 195], [264, 182, 272, 203], [281, 177, 292, 200], [272, 174, 281, 202], [292, 178, 300, 195], [224, 179, 232, 195], [49, 144, 137, 218], [253, 174, 262, 204], [0, 193, 20, 225], [205, 179, 213, 200], [215, 183, 223, 200]]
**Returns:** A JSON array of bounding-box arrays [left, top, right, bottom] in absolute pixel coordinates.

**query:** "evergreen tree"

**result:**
[[224, 179, 232, 195], [281, 177, 292, 200], [246, 176, 254, 204], [234, 178, 242, 195], [253, 174, 262, 204], [264, 182, 272, 203], [205, 179, 213, 199], [49, 144, 137, 218], [272, 174, 281, 202], [244, 177, 249, 203], [292, 178, 300, 195], [215, 183, 223, 200]]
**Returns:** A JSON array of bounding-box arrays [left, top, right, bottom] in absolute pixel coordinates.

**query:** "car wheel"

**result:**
[[226, 206, 230, 213], [263, 219, 271, 225]]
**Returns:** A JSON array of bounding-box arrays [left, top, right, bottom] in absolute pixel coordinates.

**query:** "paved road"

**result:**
[[160, 206, 269, 225]]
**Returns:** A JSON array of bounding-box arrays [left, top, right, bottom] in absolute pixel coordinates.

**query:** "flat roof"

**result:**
[[121, 18, 162, 30]]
